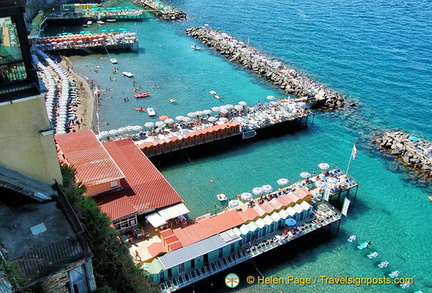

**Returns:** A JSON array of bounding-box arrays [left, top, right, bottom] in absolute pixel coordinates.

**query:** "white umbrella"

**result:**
[[318, 163, 330, 170], [219, 117, 229, 123], [228, 200, 240, 208], [117, 127, 127, 133], [315, 181, 327, 189], [234, 105, 243, 110], [238, 101, 247, 106], [133, 125, 143, 131], [108, 129, 118, 136], [203, 109, 212, 115], [266, 95, 275, 100], [300, 172, 311, 178], [183, 117, 191, 122], [220, 108, 228, 114], [144, 121, 154, 128], [195, 110, 204, 116], [187, 112, 196, 117], [240, 192, 253, 201], [208, 116, 217, 122], [175, 116, 185, 121], [211, 106, 220, 112], [262, 184, 273, 193], [277, 178, 289, 186], [164, 118, 174, 124], [327, 177, 338, 185], [99, 131, 109, 137], [155, 121, 165, 127], [126, 125, 135, 132], [252, 187, 263, 195], [224, 104, 234, 109]]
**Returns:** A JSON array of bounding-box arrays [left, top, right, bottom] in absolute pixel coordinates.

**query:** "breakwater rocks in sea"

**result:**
[[131, 0, 186, 20], [374, 131, 432, 177], [186, 26, 347, 110]]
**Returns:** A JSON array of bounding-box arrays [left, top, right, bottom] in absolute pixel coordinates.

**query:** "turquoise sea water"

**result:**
[[49, 0, 432, 291]]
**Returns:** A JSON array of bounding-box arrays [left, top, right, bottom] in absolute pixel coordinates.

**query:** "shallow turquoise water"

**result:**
[[50, 0, 432, 291]]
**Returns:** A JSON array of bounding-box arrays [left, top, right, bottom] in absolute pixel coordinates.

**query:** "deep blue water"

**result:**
[[54, 0, 432, 291]]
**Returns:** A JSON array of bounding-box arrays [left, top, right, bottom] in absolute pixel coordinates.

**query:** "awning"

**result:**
[[145, 213, 167, 228], [158, 203, 190, 221]]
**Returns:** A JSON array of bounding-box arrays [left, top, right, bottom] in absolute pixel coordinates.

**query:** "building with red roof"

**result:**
[[56, 130, 184, 232]]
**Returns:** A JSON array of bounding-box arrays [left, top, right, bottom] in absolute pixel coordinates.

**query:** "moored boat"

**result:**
[[209, 90, 217, 95], [191, 45, 202, 50], [147, 107, 156, 116], [134, 92, 151, 98], [97, 20, 104, 25], [110, 57, 118, 64], [122, 71, 134, 78], [217, 193, 228, 201], [134, 107, 146, 112], [106, 18, 117, 22], [169, 99, 177, 103], [87, 20, 92, 25]]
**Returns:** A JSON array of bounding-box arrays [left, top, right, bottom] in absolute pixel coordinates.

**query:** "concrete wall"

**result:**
[[0, 94, 62, 185]]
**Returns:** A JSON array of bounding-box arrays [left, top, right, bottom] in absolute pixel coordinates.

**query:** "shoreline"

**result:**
[[59, 56, 98, 133]]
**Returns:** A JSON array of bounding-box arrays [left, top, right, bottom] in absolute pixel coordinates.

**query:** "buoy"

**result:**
[[209, 180, 214, 183]]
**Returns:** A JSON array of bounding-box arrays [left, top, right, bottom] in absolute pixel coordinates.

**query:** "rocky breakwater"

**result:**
[[186, 26, 347, 111], [374, 131, 432, 178], [131, 0, 186, 20]]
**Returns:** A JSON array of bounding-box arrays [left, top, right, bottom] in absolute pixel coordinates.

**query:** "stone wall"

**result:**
[[186, 26, 347, 111], [24, 0, 69, 24], [374, 131, 432, 177]]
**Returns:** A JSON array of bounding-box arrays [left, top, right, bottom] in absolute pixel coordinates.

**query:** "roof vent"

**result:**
[[30, 223, 47, 235]]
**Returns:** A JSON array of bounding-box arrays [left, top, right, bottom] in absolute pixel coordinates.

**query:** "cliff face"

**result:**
[[24, 0, 68, 23]]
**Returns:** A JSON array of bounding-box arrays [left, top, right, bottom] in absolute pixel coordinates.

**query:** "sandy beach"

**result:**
[[59, 56, 96, 132]]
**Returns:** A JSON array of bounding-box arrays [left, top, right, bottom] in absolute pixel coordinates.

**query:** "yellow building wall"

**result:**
[[0, 94, 62, 185], [85, 179, 121, 197]]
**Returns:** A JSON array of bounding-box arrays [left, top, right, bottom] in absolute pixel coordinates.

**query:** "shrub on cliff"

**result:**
[[61, 166, 158, 293]]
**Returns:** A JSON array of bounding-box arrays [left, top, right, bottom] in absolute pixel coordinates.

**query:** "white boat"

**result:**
[[217, 193, 227, 201], [122, 71, 133, 78], [191, 45, 202, 50], [97, 20, 104, 25], [147, 107, 156, 116], [87, 20, 92, 25], [106, 18, 117, 22], [209, 90, 217, 95], [110, 57, 118, 64]]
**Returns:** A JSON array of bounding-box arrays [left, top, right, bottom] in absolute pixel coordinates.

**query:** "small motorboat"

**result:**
[[147, 107, 156, 116], [367, 252, 378, 259], [106, 18, 117, 22], [378, 261, 389, 268], [214, 95, 221, 99], [169, 99, 177, 103], [122, 71, 134, 78], [388, 270, 400, 278], [134, 92, 151, 98], [110, 57, 118, 64], [134, 107, 146, 112], [357, 241, 371, 250], [209, 90, 217, 95], [87, 20, 93, 25], [97, 20, 104, 25], [191, 45, 202, 50], [217, 193, 228, 201], [347, 235, 356, 243], [400, 281, 411, 289]]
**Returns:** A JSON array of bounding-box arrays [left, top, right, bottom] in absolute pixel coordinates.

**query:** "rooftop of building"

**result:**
[[55, 130, 125, 188]]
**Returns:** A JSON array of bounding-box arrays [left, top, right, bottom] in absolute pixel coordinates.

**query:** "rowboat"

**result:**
[[191, 45, 202, 50], [134, 107, 146, 112], [122, 71, 133, 78], [134, 92, 151, 98], [217, 193, 227, 201]]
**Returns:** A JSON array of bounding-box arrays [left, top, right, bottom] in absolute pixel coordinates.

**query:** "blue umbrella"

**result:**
[[228, 200, 240, 208], [241, 192, 253, 201], [285, 218, 297, 226]]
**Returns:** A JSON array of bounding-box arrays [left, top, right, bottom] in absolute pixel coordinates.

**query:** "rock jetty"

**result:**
[[186, 26, 346, 110], [374, 131, 432, 177], [131, 0, 186, 20]]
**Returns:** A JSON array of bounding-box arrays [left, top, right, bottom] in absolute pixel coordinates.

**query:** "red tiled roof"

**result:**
[[170, 210, 244, 247], [294, 188, 312, 200], [55, 130, 125, 187], [239, 208, 260, 222], [147, 242, 167, 258], [100, 139, 183, 217]]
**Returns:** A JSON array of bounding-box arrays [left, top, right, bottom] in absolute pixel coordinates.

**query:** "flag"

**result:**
[[351, 145, 357, 160]]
